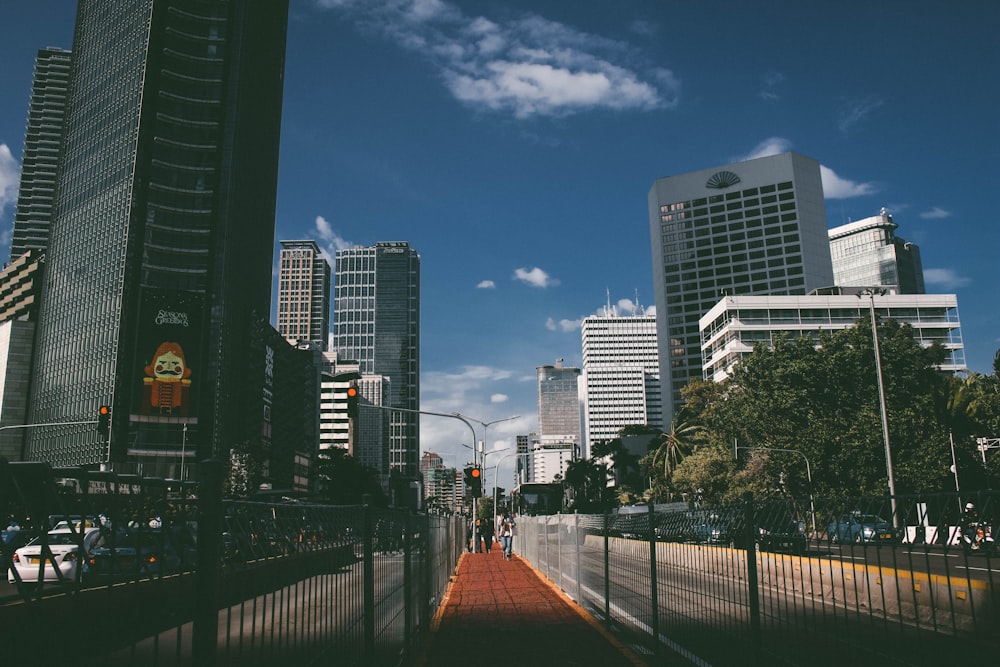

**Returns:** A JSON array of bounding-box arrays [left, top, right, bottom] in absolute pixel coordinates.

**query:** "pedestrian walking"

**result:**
[[480, 514, 495, 553], [498, 513, 515, 560]]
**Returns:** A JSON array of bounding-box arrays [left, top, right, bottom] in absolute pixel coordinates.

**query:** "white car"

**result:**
[[8, 527, 106, 585]]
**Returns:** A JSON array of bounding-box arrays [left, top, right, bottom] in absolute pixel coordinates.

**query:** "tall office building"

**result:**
[[24, 0, 290, 469], [648, 152, 835, 425], [536, 359, 582, 455], [277, 240, 331, 349], [828, 210, 924, 294], [581, 304, 661, 453], [10, 47, 71, 261], [333, 242, 420, 479]]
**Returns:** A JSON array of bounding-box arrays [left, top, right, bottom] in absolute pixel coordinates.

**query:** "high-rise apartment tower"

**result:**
[[277, 240, 331, 349], [10, 48, 71, 260], [648, 152, 835, 425], [25, 0, 290, 468]]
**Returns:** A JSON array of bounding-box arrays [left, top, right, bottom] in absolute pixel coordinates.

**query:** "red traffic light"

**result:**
[[99, 405, 110, 416], [347, 386, 358, 398], [471, 467, 481, 478]]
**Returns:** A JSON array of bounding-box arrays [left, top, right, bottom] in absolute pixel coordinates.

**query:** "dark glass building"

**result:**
[[25, 0, 290, 473], [333, 242, 420, 481], [10, 48, 71, 261]]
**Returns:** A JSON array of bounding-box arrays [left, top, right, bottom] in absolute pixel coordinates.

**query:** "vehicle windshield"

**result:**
[[31, 532, 82, 546], [858, 515, 884, 524]]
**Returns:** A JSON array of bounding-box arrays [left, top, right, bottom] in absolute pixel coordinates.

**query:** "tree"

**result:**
[[562, 458, 614, 513], [314, 448, 386, 505]]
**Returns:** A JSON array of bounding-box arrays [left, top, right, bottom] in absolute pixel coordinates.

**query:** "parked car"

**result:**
[[8, 526, 106, 585], [86, 528, 182, 582], [691, 516, 731, 545], [757, 516, 807, 555], [2, 527, 37, 576], [827, 511, 896, 545]]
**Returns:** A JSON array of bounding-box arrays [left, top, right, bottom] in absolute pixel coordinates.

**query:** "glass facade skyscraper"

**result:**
[[828, 211, 925, 294], [333, 242, 420, 479], [10, 48, 71, 261], [25, 0, 290, 469], [648, 152, 835, 426], [536, 359, 582, 453]]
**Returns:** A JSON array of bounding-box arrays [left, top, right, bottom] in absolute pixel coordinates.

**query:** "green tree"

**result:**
[[562, 458, 614, 513], [314, 448, 386, 505]]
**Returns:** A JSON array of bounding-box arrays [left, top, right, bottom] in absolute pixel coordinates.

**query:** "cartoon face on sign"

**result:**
[[142, 341, 192, 415]]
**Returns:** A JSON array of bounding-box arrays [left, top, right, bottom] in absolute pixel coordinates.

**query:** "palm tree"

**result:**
[[651, 415, 704, 479]]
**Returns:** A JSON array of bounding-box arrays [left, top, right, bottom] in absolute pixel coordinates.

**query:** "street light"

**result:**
[[735, 444, 817, 535], [858, 287, 899, 527], [490, 451, 529, 528]]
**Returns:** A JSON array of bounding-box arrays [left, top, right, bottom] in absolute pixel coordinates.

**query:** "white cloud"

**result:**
[[919, 206, 952, 220], [477, 279, 496, 289], [820, 165, 877, 199], [490, 393, 508, 403], [316, 0, 679, 118], [838, 95, 886, 134], [313, 215, 354, 262], [923, 268, 971, 290], [0, 143, 19, 217], [759, 71, 784, 101], [545, 316, 581, 332], [738, 137, 793, 161], [514, 266, 558, 288]]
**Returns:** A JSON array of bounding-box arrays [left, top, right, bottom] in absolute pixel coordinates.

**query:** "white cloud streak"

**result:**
[[923, 268, 971, 290], [919, 206, 952, 220], [314, 215, 354, 262], [514, 266, 558, 288], [0, 143, 19, 217], [819, 165, 877, 199], [838, 95, 886, 134], [477, 279, 496, 289], [545, 316, 581, 332], [314, 0, 679, 118]]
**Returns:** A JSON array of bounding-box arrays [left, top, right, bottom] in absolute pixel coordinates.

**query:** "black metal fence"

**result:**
[[516, 491, 1000, 666], [0, 458, 465, 666]]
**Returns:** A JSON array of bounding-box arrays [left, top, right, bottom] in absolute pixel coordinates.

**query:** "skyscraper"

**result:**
[[828, 210, 924, 294], [333, 242, 420, 480], [648, 152, 835, 425], [277, 240, 331, 349], [24, 0, 290, 469], [581, 304, 661, 452], [536, 359, 582, 455], [10, 47, 71, 260]]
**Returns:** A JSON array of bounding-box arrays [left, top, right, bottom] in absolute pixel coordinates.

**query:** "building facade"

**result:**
[[10, 47, 71, 261], [828, 211, 925, 294], [333, 242, 420, 480], [581, 306, 661, 452], [648, 152, 835, 425], [700, 291, 965, 382], [536, 359, 582, 455], [24, 0, 290, 471], [277, 240, 331, 349]]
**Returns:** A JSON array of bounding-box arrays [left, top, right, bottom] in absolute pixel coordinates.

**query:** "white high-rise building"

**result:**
[[581, 303, 661, 453], [649, 152, 835, 425]]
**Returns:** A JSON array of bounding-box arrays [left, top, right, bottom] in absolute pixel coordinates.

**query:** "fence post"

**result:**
[[403, 512, 413, 658], [362, 495, 375, 664], [648, 503, 659, 654], [603, 510, 611, 623], [193, 458, 224, 666], [743, 495, 761, 662]]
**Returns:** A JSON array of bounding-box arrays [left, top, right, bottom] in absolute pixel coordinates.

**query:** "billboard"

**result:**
[[133, 290, 203, 419]]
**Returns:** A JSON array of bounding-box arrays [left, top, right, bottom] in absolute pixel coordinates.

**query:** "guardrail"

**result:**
[[516, 492, 1000, 666], [0, 457, 465, 666]]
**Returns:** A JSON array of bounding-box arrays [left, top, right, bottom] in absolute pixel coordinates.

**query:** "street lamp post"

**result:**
[[735, 444, 817, 535], [858, 288, 899, 527], [454, 413, 520, 541]]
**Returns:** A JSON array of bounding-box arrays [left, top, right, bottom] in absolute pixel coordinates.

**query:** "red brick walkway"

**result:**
[[416, 547, 647, 667]]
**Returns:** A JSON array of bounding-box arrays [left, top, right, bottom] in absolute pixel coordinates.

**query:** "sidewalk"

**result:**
[[416, 545, 647, 667]]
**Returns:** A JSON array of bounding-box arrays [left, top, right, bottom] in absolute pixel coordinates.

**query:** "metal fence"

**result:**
[[0, 457, 465, 666], [516, 491, 1000, 666]]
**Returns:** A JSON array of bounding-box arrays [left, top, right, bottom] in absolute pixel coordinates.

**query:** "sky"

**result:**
[[0, 1, 997, 490]]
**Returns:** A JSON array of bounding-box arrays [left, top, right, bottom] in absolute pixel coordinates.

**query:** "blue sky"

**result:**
[[1, 1, 997, 488]]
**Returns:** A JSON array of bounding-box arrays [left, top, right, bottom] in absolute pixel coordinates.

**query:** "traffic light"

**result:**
[[346, 384, 359, 419], [470, 466, 482, 498], [97, 405, 111, 438]]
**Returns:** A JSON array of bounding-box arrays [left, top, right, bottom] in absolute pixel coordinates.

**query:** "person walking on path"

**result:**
[[498, 512, 515, 560], [479, 514, 495, 553]]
